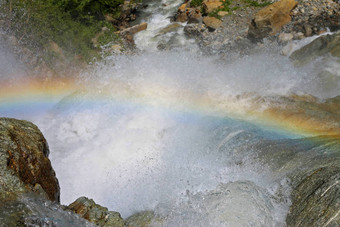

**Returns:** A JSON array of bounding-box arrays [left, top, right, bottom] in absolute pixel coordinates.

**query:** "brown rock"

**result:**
[[217, 11, 229, 17], [178, 3, 187, 12], [188, 11, 202, 24], [158, 23, 182, 35], [303, 24, 313, 37], [121, 22, 148, 36], [176, 12, 188, 22], [203, 16, 222, 30], [203, 1, 223, 13], [0, 118, 60, 202], [66, 197, 125, 227], [248, 0, 298, 41]]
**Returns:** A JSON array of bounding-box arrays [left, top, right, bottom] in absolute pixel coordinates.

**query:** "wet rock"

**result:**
[[157, 43, 167, 51], [287, 165, 340, 227], [0, 118, 60, 202], [0, 118, 94, 226], [157, 23, 182, 36], [0, 193, 95, 227], [243, 135, 340, 227], [66, 196, 125, 227], [188, 10, 202, 24], [203, 16, 222, 31], [121, 22, 148, 36], [248, 0, 298, 41], [184, 24, 206, 38], [125, 211, 162, 227], [290, 32, 340, 66]]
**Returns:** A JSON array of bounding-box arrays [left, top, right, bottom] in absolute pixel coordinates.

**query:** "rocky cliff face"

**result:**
[[0, 118, 60, 202], [0, 118, 94, 226]]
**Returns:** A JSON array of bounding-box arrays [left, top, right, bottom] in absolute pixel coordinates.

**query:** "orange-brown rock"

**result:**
[[0, 118, 60, 201], [248, 0, 298, 41], [176, 12, 188, 22], [203, 1, 223, 13], [178, 3, 187, 12], [121, 22, 148, 36]]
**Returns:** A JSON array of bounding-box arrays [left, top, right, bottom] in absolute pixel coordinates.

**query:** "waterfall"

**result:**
[[0, 0, 339, 226]]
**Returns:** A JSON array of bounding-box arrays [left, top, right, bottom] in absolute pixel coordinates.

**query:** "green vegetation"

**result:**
[[0, 0, 127, 68], [191, 0, 203, 7], [243, 0, 271, 7]]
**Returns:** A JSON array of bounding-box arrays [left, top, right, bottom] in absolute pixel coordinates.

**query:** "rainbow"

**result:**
[[1, 76, 339, 138]]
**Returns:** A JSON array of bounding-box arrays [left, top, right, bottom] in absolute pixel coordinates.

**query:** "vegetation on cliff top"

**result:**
[[193, 0, 271, 18], [0, 0, 127, 68]]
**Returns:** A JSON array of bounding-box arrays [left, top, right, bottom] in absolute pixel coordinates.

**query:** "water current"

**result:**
[[0, 0, 339, 226]]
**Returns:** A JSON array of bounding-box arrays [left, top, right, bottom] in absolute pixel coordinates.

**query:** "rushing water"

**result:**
[[1, 1, 340, 226]]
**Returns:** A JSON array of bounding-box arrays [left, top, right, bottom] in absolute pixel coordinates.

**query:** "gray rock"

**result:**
[[290, 32, 340, 66], [287, 165, 340, 227], [247, 135, 340, 227]]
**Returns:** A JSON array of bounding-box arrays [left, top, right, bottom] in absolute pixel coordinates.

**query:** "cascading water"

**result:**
[[133, 0, 198, 51], [1, 1, 339, 226]]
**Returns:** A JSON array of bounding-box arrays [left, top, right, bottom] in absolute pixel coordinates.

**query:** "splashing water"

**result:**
[[1, 1, 340, 226]]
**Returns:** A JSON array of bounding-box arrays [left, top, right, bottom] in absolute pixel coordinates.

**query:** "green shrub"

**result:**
[[191, 0, 203, 7], [243, 0, 271, 7]]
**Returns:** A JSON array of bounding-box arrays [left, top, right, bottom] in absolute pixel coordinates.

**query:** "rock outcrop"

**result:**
[[290, 31, 340, 66], [0, 118, 94, 226], [248, 0, 298, 41], [66, 197, 125, 227], [0, 118, 60, 202], [247, 135, 340, 227], [287, 165, 340, 226]]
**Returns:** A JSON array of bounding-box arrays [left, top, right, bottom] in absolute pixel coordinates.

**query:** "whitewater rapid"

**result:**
[[13, 48, 335, 225]]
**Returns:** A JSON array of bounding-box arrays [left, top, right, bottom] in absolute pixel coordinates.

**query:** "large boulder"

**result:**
[[248, 0, 298, 41], [0, 118, 95, 226], [287, 165, 340, 226], [0, 118, 60, 202], [290, 32, 340, 66], [248, 136, 340, 227]]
